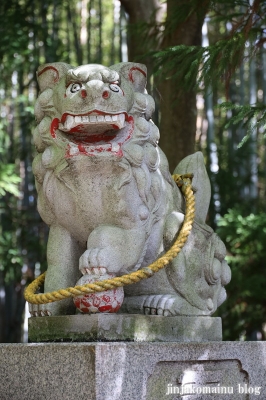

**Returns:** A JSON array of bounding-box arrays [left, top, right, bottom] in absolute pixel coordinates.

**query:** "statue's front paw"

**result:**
[[79, 248, 110, 275], [142, 294, 178, 316], [122, 294, 214, 316], [79, 246, 124, 275], [122, 294, 176, 316], [141, 294, 207, 316], [28, 298, 75, 316]]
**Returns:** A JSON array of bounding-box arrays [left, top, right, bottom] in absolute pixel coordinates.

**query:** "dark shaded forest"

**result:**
[[1, 0, 266, 342]]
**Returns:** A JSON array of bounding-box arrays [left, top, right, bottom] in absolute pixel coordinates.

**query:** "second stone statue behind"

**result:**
[[31, 61, 231, 317]]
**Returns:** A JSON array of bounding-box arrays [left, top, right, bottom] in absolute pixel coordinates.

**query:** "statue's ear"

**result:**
[[110, 62, 147, 93], [37, 62, 72, 92]]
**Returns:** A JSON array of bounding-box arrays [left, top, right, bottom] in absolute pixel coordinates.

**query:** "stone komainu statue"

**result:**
[[31, 61, 231, 317]]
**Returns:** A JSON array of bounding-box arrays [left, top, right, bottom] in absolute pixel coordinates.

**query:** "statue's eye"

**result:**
[[109, 84, 120, 93], [70, 83, 82, 93]]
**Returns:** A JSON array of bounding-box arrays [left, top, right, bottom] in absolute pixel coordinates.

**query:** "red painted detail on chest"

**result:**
[[50, 118, 59, 138]]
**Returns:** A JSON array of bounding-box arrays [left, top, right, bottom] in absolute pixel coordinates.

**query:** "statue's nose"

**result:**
[[80, 89, 87, 99], [79, 80, 111, 100], [102, 90, 110, 99]]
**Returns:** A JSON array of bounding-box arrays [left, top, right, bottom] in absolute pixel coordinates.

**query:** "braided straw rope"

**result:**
[[24, 174, 195, 305]]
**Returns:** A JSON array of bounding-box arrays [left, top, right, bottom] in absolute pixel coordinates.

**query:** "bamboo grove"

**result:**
[[1, 0, 266, 342]]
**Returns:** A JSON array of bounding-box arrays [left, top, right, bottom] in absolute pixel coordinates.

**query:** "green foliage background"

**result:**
[[217, 210, 266, 340], [1, 0, 266, 342]]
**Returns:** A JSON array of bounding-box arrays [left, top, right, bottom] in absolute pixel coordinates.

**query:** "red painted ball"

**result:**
[[73, 272, 124, 314]]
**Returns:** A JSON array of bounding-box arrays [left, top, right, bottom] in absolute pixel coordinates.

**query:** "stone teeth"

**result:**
[[69, 145, 79, 156], [97, 115, 104, 122], [85, 145, 96, 152], [61, 113, 126, 131], [65, 115, 74, 130], [111, 143, 120, 152], [118, 114, 125, 125], [86, 144, 110, 152], [101, 144, 111, 150], [116, 114, 125, 129]]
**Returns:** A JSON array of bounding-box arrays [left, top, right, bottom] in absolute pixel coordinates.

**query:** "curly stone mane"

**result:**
[[32, 64, 178, 233]]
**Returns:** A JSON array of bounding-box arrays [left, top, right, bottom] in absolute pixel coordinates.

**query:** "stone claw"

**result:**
[[81, 266, 107, 276], [79, 248, 109, 272], [29, 311, 37, 317], [28, 302, 53, 317], [92, 267, 107, 275]]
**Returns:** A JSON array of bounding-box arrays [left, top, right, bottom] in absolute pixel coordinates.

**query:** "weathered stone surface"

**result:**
[[28, 314, 222, 342], [29, 61, 231, 318], [1, 342, 266, 399], [0, 343, 96, 400]]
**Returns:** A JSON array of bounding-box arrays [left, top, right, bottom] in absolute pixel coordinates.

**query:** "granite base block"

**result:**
[[28, 314, 222, 342], [1, 342, 266, 400]]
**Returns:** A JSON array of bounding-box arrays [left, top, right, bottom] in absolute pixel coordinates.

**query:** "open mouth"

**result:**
[[59, 112, 126, 135], [51, 111, 133, 157]]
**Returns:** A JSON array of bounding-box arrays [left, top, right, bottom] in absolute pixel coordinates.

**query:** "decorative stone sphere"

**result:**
[[73, 272, 124, 314]]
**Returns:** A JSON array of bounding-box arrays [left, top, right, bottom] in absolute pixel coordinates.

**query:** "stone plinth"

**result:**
[[1, 342, 266, 399], [28, 314, 222, 342]]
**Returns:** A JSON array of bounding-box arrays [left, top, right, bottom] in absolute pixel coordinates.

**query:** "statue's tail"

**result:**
[[173, 151, 211, 225]]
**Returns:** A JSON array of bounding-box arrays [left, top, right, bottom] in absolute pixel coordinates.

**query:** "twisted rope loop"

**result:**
[[24, 174, 195, 305]]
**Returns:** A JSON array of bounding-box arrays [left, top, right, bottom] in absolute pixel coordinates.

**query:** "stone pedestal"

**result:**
[[1, 342, 266, 399], [28, 314, 222, 342]]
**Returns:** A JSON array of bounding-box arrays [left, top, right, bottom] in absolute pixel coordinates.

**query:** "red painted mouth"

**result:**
[[60, 110, 128, 135], [50, 111, 134, 157]]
